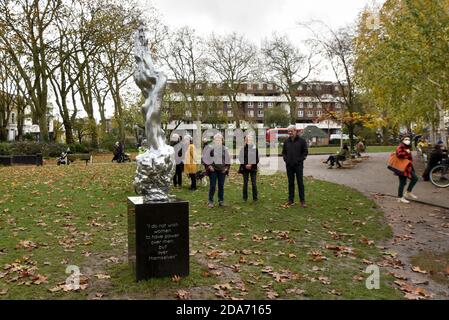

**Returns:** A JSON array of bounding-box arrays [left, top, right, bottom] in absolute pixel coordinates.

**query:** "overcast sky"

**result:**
[[79, 0, 386, 120], [149, 0, 382, 46]]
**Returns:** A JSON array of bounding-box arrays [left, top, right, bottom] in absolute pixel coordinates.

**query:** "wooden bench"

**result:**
[[67, 153, 93, 165]]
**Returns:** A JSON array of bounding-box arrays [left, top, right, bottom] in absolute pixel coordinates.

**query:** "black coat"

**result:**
[[238, 144, 259, 172], [282, 135, 308, 167]]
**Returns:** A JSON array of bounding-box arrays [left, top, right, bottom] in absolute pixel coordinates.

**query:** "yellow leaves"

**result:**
[[94, 274, 111, 280]]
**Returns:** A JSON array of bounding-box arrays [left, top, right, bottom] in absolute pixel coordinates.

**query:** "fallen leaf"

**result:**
[[176, 289, 190, 300], [95, 274, 111, 280], [266, 290, 279, 300], [412, 266, 428, 274]]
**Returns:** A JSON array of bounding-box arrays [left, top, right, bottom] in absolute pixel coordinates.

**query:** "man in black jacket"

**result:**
[[282, 125, 309, 207]]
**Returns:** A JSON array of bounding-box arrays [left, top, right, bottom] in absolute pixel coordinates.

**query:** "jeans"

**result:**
[[398, 171, 419, 197], [189, 173, 197, 190], [209, 171, 226, 203], [243, 171, 258, 201], [286, 164, 305, 203]]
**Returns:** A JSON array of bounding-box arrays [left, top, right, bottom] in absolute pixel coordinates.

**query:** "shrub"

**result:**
[[0, 143, 12, 155]]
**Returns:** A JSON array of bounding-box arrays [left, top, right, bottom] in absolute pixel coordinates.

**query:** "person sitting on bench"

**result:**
[[324, 144, 350, 168], [422, 142, 447, 181]]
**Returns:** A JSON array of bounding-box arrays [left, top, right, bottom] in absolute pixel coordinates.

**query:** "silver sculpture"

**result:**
[[133, 23, 175, 202]]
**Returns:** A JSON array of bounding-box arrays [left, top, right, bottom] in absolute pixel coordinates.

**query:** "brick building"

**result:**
[[166, 81, 344, 137]]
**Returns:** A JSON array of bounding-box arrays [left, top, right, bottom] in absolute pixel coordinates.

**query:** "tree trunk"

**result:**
[[0, 127, 7, 141], [89, 116, 98, 148], [38, 112, 49, 142], [64, 120, 75, 145]]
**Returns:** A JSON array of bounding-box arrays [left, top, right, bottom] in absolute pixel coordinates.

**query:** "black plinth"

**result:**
[[128, 197, 189, 281]]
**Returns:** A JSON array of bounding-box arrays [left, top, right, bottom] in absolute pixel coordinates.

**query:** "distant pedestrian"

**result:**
[[202, 133, 231, 208], [238, 135, 259, 202], [171, 134, 183, 188], [183, 135, 198, 191], [395, 136, 419, 204], [282, 125, 308, 207], [355, 140, 366, 157]]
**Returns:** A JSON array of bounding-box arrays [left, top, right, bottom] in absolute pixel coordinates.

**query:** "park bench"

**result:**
[[0, 154, 43, 166], [67, 153, 93, 165]]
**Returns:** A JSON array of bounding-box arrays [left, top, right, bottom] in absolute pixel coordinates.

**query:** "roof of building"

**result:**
[[301, 125, 328, 139]]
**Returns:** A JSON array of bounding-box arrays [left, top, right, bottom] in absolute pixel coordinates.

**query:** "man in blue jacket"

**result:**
[[282, 125, 309, 207]]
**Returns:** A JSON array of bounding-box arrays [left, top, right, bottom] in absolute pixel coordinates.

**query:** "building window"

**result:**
[[307, 102, 313, 109], [11, 113, 15, 124], [298, 110, 304, 117], [252, 83, 258, 90], [336, 102, 342, 109], [248, 110, 254, 117], [267, 84, 273, 90], [334, 85, 340, 92], [298, 102, 304, 109], [258, 83, 264, 90], [185, 111, 192, 117], [307, 111, 314, 117], [227, 102, 232, 108], [248, 102, 253, 108], [196, 84, 202, 90], [315, 84, 321, 91], [258, 110, 264, 117], [317, 110, 322, 117], [268, 102, 273, 108], [227, 110, 233, 117], [258, 102, 264, 108], [317, 103, 322, 109]]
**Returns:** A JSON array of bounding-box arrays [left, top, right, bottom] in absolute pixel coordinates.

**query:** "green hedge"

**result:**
[[0, 142, 94, 157]]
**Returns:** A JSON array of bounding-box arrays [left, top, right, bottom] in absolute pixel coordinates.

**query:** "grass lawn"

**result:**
[[0, 163, 402, 300]]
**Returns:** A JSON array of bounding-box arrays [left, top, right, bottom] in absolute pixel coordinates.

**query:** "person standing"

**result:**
[[396, 136, 419, 203], [238, 135, 259, 202], [171, 134, 183, 188], [282, 125, 308, 207], [202, 133, 231, 208], [183, 135, 198, 191]]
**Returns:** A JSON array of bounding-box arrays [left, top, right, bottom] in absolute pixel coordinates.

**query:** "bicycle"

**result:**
[[430, 158, 449, 188]]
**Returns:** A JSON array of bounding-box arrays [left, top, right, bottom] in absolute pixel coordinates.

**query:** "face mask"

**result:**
[[403, 140, 411, 146]]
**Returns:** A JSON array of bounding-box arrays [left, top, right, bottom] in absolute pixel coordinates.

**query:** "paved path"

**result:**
[[261, 152, 449, 208]]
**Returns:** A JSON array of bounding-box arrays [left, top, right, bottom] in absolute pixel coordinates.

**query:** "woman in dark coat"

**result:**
[[238, 135, 259, 202]]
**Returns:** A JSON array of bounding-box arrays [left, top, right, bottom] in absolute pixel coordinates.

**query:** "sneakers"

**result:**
[[398, 197, 410, 204], [208, 202, 214, 208], [219, 201, 225, 207], [405, 191, 418, 200], [300, 202, 308, 208]]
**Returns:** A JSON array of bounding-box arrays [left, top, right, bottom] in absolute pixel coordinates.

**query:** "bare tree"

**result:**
[[0, 0, 63, 142], [160, 26, 207, 124], [205, 33, 259, 128], [262, 34, 316, 124], [0, 53, 17, 141], [302, 22, 359, 149]]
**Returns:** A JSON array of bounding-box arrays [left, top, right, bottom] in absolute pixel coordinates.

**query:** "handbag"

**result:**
[[387, 152, 410, 175]]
